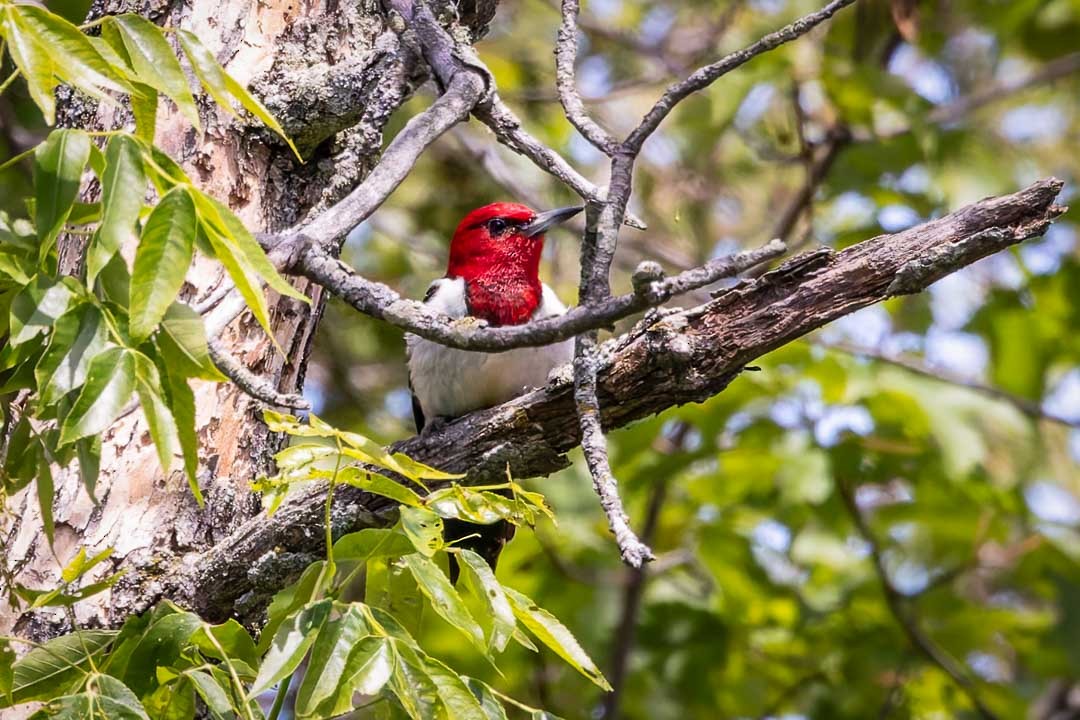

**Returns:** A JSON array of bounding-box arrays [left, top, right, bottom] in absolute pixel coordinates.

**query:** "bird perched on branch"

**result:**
[[406, 202, 583, 580]]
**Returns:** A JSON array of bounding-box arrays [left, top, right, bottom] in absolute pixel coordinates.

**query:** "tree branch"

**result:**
[[207, 340, 311, 411], [814, 338, 1080, 428], [838, 480, 1000, 720], [157, 178, 1065, 623], [555, 0, 619, 153], [290, 237, 786, 351], [624, 0, 858, 152]]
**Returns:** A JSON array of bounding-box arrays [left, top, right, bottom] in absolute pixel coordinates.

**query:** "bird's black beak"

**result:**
[[521, 205, 584, 238]]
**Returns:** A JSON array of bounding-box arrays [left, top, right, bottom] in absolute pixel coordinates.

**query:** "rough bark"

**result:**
[[1, 0, 492, 639], [160, 178, 1062, 623]]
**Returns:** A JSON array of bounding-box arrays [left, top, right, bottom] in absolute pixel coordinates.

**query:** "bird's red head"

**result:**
[[447, 202, 582, 326]]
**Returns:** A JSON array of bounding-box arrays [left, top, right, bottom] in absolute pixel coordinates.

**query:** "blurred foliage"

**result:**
[[301, 0, 1080, 718]]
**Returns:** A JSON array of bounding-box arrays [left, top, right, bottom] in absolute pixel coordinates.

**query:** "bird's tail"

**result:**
[[445, 518, 517, 584]]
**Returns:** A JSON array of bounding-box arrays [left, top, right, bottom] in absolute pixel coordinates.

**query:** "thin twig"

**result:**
[[472, 97, 646, 230], [838, 480, 1001, 720], [624, 0, 858, 152], [573, 196, 653, 569], [928, 51, 1080, 127], [296, 70, 486, 247], [291, 238, 784, 351], [816, 338, 1079, 428], [207, 339, 310, 410], [602, 422, 690, 718], [555, 0, 619, 153]]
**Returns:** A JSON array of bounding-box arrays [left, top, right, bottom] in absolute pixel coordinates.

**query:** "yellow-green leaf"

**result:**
[[109, 14, 200, 129], [1, 6, 58, 123], [339, 467, 425, 507], [504, 587, 612, 691], [403, 553, 487, 654], [177, 29, 299, 159], [14, 5, 132, 98]]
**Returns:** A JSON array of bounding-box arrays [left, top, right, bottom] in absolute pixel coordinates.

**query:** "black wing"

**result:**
[[410, 382, 425, 433], [408, 281, 441, 433]]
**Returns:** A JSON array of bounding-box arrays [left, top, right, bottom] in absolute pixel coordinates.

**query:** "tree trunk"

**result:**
[[0, 0, 487, 639]]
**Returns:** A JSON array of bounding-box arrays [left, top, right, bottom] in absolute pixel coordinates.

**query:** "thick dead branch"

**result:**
[[158, 178, 1065, 623]]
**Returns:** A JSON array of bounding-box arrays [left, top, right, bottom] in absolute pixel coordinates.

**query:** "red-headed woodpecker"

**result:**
[[406, 202, 583, 578]]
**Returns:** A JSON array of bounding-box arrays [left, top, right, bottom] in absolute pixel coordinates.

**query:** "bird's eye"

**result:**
[[487, 218, 508, 235]]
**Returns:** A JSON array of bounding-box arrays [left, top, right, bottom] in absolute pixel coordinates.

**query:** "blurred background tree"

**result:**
[[3, 0, 1079, 718]]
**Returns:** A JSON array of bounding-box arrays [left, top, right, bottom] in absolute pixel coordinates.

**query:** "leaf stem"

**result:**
[[0, 145, 35, 174], [203, 627, 257, 720], [325, 439, 344, 565], [266, 670, 293, 720], [0, 68, 20, 96]]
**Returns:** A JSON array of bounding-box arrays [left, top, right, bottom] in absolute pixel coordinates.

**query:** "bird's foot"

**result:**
[[420, 414, 452, 435]]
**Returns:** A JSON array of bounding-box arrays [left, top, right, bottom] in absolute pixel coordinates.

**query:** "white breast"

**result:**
[[406, 278, 574, 423]]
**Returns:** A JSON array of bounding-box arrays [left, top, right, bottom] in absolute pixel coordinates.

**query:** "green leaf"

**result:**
[[66, 201, 100, 226], [191, 189, 308, 311], [19, 572, 123, 608], [109, 15, 200, 129], [60, 546, 113, 583], [159, 302, 225, 381], [457, 549, 515, 653], [388, 640, 444, 720], [257, 560, 333, 654], [34, 128, 90, 254], [338, 635, 393, 700], [90, 674, 151, 720], [197, 222, 278, 350], [58, 347, 136, 446], [503, 587, 611, 691], [8, 630, 116, 705], [339, 467, 425, 507], [133, 352, 180, 474], [388, 452, 464, 482], [333, 528, 416, 561], [426, 486, 517, 525], [129, 187, 196, 343], [0, 6, 58, 123], [130, 83, 159, 143], [248, 599, 332, 698], [192, 619, 259, 670], [36, 305, 111, 405], [88, 134, 146, 284], [402, 553, 487, 654], [76, 436, 102, 503], [399, 507, 444, 557], [37, 451, 54, 547], [424, 657, 488, 720], [121, 609, 201, 697], [176, 29, 300, 159], [161, 363, 202, 505], [295, 604, 381, 719], [0, 251, 33, 285], [14, 5, 133, 98], [0, 639, 14, 705], [186, 670, 235, 720], [9, 275, 76, 346], [95, 253, 131, 307], [464, 679, 510, 720], [142, 676, 195, 720]]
